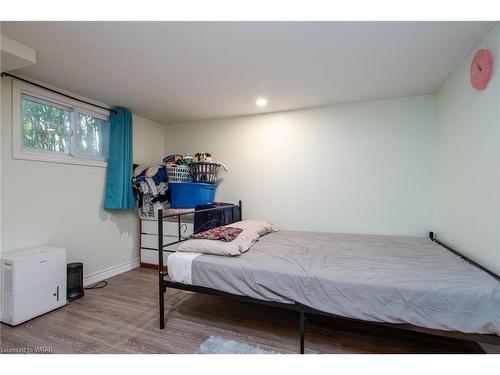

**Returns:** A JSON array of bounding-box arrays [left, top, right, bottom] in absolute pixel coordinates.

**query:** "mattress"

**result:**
[[166, 230, 500, 335]]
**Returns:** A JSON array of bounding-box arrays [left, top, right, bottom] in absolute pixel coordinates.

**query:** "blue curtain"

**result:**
[[104, 107, 135, 210]]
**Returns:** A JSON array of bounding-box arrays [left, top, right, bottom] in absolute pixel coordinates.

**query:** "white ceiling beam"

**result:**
[[1, 35, 36, 72]]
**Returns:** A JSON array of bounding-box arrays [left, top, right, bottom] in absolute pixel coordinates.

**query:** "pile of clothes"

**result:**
[[132, 164, 169, 219], [132, 152, 228, 219], [132, 154, 197, 219], [163, 153, 193, 166]]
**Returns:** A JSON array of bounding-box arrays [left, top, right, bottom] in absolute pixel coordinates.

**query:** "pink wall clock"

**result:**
[[470, 49, 493, 91]]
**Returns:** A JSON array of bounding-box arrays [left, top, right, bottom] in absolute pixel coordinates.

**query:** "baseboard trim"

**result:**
[[83, 258, 140, 287], [140, 262, 167, 272]]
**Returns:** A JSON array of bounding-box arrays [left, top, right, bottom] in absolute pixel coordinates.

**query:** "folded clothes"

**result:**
[[192, 226, 243, 242], [133, 164, 150, 177], [133, 164, 168, 186], [145, 165, 161, 177]]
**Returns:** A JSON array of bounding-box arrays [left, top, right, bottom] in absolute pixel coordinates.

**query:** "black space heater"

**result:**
[[67, 262, 84, 301]]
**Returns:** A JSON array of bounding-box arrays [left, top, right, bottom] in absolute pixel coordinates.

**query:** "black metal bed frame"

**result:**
[[157, 202, 500, 353]]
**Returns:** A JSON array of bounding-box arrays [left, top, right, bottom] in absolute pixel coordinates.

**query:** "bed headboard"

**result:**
[[193, 202, 242, 233], [158, 200, 242, 247]]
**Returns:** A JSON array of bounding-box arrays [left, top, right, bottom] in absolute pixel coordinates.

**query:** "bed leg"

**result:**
[[158, 208, 165, 330], [299, 310, 305, 354], [159, 282, 165, 329]]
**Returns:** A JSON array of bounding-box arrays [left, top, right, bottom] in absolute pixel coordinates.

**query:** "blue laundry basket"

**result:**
[[169, 182, 217, 208]]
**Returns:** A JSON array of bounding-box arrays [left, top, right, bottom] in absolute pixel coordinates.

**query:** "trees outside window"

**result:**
[[21, 96, 71, 154]]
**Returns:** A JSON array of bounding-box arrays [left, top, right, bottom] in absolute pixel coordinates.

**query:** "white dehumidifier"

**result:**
[[1, 247, 67, 326]]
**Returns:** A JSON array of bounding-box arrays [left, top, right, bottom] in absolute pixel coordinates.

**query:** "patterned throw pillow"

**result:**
[[192, 226, 244, 242]]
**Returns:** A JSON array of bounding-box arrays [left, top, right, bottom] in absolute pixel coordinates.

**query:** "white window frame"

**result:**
[[12, 80, 111, 168]]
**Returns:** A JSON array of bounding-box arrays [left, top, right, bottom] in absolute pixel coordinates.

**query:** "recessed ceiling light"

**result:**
[[256, 98, 268, 107]]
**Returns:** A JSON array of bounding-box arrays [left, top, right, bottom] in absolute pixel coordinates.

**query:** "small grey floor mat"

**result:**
[[195, 336, 277, 354]]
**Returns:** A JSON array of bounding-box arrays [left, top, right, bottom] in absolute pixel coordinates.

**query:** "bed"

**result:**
[[157, 202, 500, 353]]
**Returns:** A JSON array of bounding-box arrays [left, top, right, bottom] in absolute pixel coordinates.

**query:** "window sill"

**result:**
[[12, 150, 108, 168]]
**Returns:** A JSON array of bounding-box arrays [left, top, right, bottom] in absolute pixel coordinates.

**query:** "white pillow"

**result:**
[[177, 220, 276, 256], [177, 229, 257, 256], [229, 220, 276, 236]]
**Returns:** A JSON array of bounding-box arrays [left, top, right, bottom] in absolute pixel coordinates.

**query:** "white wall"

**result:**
[[0, 77, 166, 278], [434, 24, 500, 275], [165, 96, 434, 237], [132, 114, 167, 165]]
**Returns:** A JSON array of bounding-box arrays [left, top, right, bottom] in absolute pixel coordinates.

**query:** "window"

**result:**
[[13, 81, 110, 167], [74, 112, 109, 160], [21, 95, 72, 155]]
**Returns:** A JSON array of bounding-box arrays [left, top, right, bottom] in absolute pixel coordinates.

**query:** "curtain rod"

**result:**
[[1, 72, 118, 115]]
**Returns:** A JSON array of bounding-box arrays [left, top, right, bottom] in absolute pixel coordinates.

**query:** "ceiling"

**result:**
[[1, 21, 495, 124]]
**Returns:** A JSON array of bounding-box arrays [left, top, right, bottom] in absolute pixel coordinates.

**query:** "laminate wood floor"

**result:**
[[0, 267, 497, 354]]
